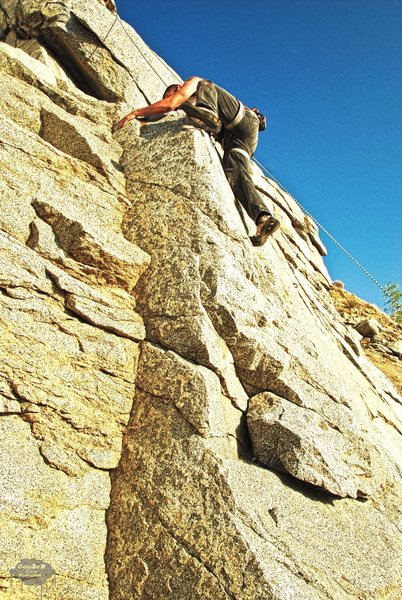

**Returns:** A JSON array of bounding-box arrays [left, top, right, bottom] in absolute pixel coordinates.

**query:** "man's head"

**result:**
[[163, 84, 181, 98], [251, 108, 267, 131]]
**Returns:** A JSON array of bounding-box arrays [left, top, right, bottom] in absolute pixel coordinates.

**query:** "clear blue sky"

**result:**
[[116, 0, 401, 310]]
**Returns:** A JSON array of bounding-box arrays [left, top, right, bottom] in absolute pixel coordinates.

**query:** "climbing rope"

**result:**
[[252, 157, 386, 294], [86, 12, 119, 62], [85, 12, 180, 89], [115, 16, 181, 87]]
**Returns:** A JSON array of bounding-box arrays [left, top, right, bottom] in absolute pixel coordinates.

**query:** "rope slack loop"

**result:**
[[252, 158, 386, 294]]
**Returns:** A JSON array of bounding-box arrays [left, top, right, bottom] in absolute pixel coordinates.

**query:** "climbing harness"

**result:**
[[252, 157, 386, 294], [230, 148, 250, 161], [225, 102, 245, 130]]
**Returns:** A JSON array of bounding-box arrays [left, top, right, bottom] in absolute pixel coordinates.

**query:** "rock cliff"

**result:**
[[0, 1, 401, 599]]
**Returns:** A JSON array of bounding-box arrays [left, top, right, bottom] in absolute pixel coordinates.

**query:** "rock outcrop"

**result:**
[[0, 1, 401, 599]]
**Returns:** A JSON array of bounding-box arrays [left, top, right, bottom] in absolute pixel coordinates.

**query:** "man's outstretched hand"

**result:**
[[114, 112, 169, 131], [114, 113, 136, 131]]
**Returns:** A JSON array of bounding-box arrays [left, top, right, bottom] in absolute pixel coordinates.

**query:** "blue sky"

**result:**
[[115, 0, 401, 309]]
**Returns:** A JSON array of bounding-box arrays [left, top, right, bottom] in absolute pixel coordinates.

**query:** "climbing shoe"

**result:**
[[181, 103, 222, 134], [251, 215, 280, 246]]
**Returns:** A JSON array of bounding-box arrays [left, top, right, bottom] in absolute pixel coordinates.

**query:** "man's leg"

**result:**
[[196, 80, 240, 125], [223, 151, 279, 244], [180, 80, 222, 133], [223, 151, 270, 221], [195, 79, 219, 114]]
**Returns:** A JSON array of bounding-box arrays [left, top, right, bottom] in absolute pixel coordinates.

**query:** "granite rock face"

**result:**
[[0, 1, 401, 599]]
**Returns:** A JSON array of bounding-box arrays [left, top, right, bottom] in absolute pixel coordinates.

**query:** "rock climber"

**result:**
[[115, 77, 280, 246]]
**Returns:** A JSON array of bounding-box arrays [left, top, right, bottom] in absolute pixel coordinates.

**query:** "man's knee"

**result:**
[[196, 79, 216, 103]]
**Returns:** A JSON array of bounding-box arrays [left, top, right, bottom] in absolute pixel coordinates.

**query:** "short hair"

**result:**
[[253, 108, 267, 131], [163, 84, 180, 98]]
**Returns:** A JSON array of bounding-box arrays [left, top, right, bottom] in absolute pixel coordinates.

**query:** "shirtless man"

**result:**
[[115, 77, 280, 245]]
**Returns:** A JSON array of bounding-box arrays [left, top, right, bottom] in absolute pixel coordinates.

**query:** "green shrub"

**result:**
[[383, 282, 402, 324]]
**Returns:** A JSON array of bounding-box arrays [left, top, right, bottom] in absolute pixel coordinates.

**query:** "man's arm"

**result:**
[[115, 77, 202, 130]]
